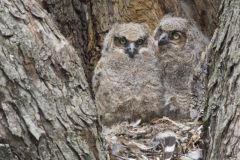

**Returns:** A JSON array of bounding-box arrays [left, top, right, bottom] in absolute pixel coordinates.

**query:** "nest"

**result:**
[[103, 117, 204, 160]]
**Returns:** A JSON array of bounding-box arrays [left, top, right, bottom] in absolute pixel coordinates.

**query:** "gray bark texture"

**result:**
[[0, 0, 107, 160], [205, 0, 240, 159], [41, 0, 93, 83]]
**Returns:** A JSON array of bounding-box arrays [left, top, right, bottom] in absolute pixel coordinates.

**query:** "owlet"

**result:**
[[93, 23, 165, 126], [153, 15, 209, 119]]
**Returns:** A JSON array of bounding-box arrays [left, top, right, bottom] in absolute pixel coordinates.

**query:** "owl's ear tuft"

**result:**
[[187, 19, 196, 28], [141, 23, 150, 33], [111, 22, 119, 29], [102, 23, 119, 54], [161, 14, 174, 20]]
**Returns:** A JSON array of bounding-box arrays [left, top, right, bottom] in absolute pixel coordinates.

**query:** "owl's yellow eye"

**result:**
[[136, 38, 145, 45], [119, 37, 127, 45], [172, 31, 181, 40]]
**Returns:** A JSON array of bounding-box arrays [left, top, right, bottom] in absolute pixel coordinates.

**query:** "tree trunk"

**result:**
[[0, 0, 106, 160], [205, 0, 240, 159]]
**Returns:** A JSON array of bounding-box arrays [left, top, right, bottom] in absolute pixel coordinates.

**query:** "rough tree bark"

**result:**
[[0, 0, 106, 160], [205, 0, 240, 159], [41, 0, 94, 83]]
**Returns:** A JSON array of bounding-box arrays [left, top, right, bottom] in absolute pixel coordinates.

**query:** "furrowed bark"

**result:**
[[205, 0, 240, 159], [0, 0, 107, 159]]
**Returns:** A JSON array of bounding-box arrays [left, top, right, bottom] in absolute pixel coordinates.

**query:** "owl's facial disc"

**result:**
[[126, 43, 137, 58], [126, 37, 147, 58], [114, 35, 147, 58], [157, 29, 186, 48]]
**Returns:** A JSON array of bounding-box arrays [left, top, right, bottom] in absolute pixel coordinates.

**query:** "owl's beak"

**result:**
[[126, 43, 137, 58], [158, 32, 169, 46]]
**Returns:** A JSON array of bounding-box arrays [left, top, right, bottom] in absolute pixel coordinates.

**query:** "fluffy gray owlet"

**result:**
[[153, 16, 209, 119], [93, 23, 164, 126]]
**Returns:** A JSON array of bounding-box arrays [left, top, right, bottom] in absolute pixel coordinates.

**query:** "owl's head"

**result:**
[[103, 23, 153, 58], [153, 15, 208, 58], [153, 16, 190, 49]]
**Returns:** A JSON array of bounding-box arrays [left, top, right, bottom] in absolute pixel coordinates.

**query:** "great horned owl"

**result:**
[[93, 23, 164, 126], [153, 16, 209, 119]]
